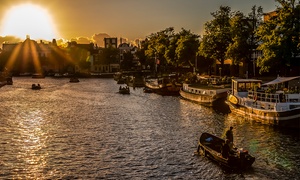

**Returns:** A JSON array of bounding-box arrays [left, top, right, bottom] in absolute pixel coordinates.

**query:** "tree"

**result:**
[[226, 12, 250, 65], [198, 6, 233, 76], [98, 46, 119, 65], [120, 51, 134, 70], [225, 9, 264, 77], [256, 0, 300, 75], [175, 29, 200, 68], [145, 27, 174, 73]]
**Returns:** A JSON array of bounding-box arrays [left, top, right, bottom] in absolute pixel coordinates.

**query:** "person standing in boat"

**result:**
[[225, 126, 234, 149], [221, 139, 231, 158]]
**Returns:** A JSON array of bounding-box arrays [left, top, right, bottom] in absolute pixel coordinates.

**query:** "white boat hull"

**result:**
[[226, 100, 300, 128], [180, 83, 229, 106]]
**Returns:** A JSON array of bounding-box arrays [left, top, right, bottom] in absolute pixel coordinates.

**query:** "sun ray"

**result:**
[[5, 43, 22, 73], [29, 40, 43, 74]]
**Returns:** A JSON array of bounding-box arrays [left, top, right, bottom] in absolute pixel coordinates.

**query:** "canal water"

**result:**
[[0, 77, 299, 179]]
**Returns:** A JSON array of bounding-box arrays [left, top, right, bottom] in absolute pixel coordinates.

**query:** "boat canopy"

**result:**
[[262, 76, 300, 86]]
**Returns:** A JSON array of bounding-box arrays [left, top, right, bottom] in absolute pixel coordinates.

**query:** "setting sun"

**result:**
[[0, 3, 58, 40]]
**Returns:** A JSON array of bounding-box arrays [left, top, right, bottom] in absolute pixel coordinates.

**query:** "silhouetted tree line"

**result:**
[[135, 0, 300, 77]]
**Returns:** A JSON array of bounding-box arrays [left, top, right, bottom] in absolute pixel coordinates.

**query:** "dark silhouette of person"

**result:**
[[222, 139, 231, 158], [226, 126, 233, 143]]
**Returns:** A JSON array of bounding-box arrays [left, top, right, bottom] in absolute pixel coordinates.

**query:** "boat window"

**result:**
[[245, 83, 251, 90], [238, 83, 246, 92]]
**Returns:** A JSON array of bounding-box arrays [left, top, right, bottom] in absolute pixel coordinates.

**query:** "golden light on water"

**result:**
[[1, 3, 59, 40], [16, 109, 48, 179]]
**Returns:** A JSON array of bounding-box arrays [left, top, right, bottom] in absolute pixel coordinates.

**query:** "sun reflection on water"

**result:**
[[15, 109, 48, 179]]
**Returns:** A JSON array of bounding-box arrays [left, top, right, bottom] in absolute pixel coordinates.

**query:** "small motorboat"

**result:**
[[6, 77, 13, 85], [69, 77, 80, 83], [119, 86, 130, 94], [32, 84, 41, 90], [143, 87, 153, 93], [196, 132, 255, 170]]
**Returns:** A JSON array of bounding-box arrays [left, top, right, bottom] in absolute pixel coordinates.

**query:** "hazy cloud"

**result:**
[[0, 36, 22, 47], [92, 33, 111, 47], [0, 34, 142, 49], [69, 37, 93, 44]]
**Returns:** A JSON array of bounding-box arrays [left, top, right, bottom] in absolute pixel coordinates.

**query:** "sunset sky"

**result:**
[[0, 0, 278, 46]]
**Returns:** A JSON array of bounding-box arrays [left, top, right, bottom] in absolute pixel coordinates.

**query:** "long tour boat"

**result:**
[[226, 76, 300, 129]]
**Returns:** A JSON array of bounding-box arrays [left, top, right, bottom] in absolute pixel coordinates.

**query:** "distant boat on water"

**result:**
[[31, 83, 42, 90], [6, 77, 13, 85], [32, 73, 45, 78], [69, 77, 80, 83]]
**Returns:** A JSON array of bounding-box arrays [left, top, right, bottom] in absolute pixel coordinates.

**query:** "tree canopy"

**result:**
[[143, 27, 199, 73], [256, 0, 300, 75], [198, 6, 233, 75]]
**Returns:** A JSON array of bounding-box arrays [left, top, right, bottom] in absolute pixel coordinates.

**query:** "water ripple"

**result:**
[[0, 77, 299, 179]]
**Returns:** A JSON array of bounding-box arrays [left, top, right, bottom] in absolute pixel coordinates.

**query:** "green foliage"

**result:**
[[226, 12, 252, 65], [98, 46, 119, 64], [144, 27, 199, 72], [175, 30, 200, 66], [145, 27, 174, 66], [121, 51, 134, 70], [198, 6, 233, 71], [256, 0, 300, 75]]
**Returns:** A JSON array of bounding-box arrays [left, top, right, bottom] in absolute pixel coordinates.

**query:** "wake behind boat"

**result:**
[[226, 76, 300, 129]]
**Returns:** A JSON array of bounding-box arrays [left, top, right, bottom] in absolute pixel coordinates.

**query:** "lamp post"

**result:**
[[194, 53, 197, 74], [253, 59, 256, 77]]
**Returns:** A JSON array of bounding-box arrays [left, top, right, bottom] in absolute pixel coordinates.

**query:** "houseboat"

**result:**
[[144, 75, 182, 96], [226, 77, 300, 129], [180, 83, 230, 106]]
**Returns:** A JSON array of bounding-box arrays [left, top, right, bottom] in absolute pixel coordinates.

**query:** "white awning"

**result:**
[[262, 76, 300, 86]]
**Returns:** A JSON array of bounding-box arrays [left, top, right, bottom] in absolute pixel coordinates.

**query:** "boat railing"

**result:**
[[248, 91, 281, 103], [248, 91, 300, 103]]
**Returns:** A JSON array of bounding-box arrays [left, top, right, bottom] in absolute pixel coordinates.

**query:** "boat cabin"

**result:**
[[231, 79, 262, 98], [231, 77, 300, 104]]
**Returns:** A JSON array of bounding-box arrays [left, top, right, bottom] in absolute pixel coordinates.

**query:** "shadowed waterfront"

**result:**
[[0, 77, 299, 179]]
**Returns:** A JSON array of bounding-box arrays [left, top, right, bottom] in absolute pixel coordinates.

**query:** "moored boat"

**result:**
[[32, 73, 45, 78], [143, 87, 153, 93], [53, 73, 63, 78], [144, 75, 182, 96], [196, 132, 255, 170], [226, 77, 300, 129], [180, 83, 230, 106], [119, 86, 130, 94], [126, 75, 145, 87]]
